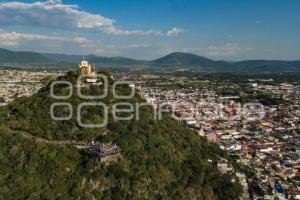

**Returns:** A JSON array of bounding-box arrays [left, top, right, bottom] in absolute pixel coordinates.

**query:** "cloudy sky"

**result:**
[[0, 0, 299, 60]]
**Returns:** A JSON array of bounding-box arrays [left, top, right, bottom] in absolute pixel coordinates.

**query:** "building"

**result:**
[[78, 60, 97, 83]]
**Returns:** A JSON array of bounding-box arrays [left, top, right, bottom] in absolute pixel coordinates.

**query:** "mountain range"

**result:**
[[0, 48, 300, 72]]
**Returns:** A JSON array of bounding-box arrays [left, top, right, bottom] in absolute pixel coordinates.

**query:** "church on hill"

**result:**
[[78, 60, 97, 83]]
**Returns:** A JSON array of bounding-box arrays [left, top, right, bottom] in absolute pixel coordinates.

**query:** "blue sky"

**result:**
[[0, 0, 299, 60]]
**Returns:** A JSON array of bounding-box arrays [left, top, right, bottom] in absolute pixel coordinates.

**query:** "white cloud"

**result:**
[[0, 29, 172, 58], [183, 43, 251, 59], [73, 37, 89, 44], [102, 26, 164, 36], [0, 30, 90, 46], [206, 43, 241, 57], [90, 43, 174, 59], [166, 27, 184, 37], [0, 0, 183, 37], [0, 0, 113, 29]]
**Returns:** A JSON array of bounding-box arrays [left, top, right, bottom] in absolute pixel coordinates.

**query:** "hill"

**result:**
[[0, 48, 50, 64], [150, 52, 232, 70], [233, 60, 300, 72], [42, 53, 146, 66], [150, 52, 300, 72], [1, 47, 299, 72], [0, 48, 146, 68], [151, 52, 216, 67], [0, 72, 242, 199]]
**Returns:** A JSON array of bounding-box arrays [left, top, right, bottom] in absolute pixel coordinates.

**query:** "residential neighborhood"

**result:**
[[121, 71, 300, 199], [0, 70, 62, 106]]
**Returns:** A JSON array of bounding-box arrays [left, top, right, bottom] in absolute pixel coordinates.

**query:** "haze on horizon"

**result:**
[[0, 0, 299, 61]]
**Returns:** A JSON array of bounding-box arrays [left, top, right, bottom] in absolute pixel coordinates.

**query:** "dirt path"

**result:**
[[11, 130, 122, 158], [12, 130, 90, 149]]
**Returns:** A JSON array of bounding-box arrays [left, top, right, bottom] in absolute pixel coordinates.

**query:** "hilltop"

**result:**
[[150, 52, 233, 70], [0, 71, 242, 199]]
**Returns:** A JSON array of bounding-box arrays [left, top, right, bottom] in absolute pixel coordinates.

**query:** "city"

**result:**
[[1, 0, 300, 199], [120, 71, 300, 199], [0, 70, 62, 106], [1, 68, 300, 199]]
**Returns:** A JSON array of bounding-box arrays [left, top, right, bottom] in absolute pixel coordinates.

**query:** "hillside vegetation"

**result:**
[[0, 71, 242, 199]]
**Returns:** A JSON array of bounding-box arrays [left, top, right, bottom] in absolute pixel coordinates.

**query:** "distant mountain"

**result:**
[[150, 52, 233, 70], [86, 55, 146, 66], [233, 60, 300, 72], [151, 52, 214, 66], [42, 53, 83, 63], [0, 47, 300, 72], [0, 48, 146, 68], [43, 53, 146, 66], [151, 52, 300, 72], [0, 48, 50, 64]]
